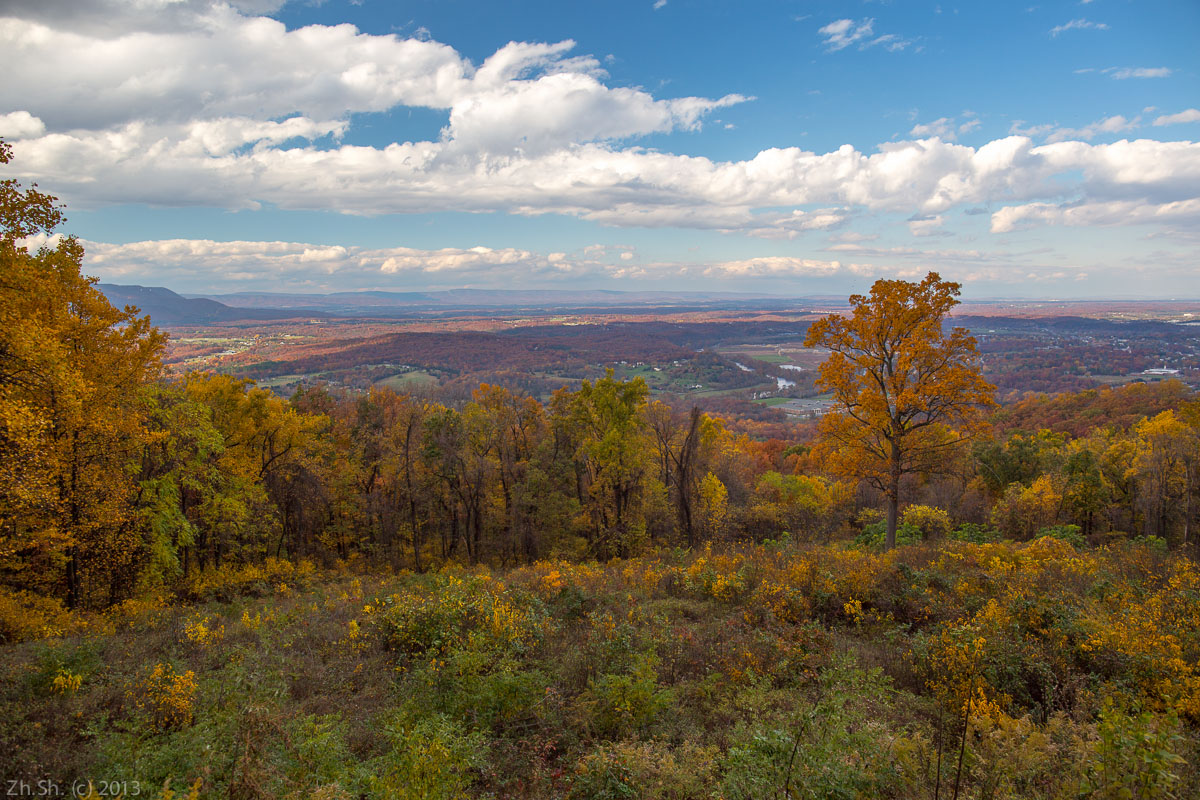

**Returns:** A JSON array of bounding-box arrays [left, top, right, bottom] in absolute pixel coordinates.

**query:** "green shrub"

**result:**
[[1132, 535, 1169, 554], [28, 640, 101, 696], [855, 521, 922, 549], [380, 574, 546, 661], [369, 713, 487, 800], [950, 522, 1003, 543], [581, 653, 672, 739], [444, 656, 551, 732], [282, 714, 371, 797], [720, 660, 901, 800], [569, 740, 718, 800], [1037, 524, 1085, 548], [1081, 702, 1186, 800]]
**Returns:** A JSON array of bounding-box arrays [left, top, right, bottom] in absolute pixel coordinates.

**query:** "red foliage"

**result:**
[[993, 379, 1195, 436]]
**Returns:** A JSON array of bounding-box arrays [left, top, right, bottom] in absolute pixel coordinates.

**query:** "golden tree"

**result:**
[[804, 272, 996, 548], [0, 139, 164, 606]]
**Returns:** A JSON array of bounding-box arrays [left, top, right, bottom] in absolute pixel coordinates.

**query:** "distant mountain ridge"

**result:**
[[100, 284, 1200, 329], [98, 284, 301, 325], [98, 284, 799, 326], [191, 288, 784, 311]]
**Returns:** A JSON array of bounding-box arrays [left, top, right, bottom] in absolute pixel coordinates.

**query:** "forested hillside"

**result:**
[[2, 141, 1198, 798]]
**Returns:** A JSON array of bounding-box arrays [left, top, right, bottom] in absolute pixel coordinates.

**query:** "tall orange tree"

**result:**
[[1, 138, 164, 606], [804, 272, 996, 548]]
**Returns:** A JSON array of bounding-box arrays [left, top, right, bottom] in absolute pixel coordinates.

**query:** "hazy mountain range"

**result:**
[[98, 284, 798, 325]]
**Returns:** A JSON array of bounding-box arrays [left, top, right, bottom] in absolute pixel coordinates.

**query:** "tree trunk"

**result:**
[[409, 496, 423, 573], [66, 545, 80, 610], [886, 491, 899, 550], [1184, 460, 1192, 552], [676, 407, 700, 547], [886, 439, 902, 549]]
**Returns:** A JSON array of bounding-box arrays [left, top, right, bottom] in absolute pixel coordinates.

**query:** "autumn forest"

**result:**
[[3, 140, 1200, 798]]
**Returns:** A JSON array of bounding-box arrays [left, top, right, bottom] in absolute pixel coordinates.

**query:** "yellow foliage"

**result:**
[[901, 504, 952, 539], [749, 579, 811, 624], [509, 560, 605, 599], [183, 557, 314, 600], [51, 668, 82, 694], [924, 624, 1012, 720], [344, 618, 369, 654], [1078, 556, 1200, 722], [0, 152, 166, 609], [679, 543, 747, 602], [620, 561, 666, 595], [843, 597, 864, 625], [541, 570, 565, 593], [131, 663, 197, 730], [106, 594, 167, 631], [382, 573, 546, 662], [573, 740, 719, 799], [990, 475, 1063, 540], [696, 472, 729, 539], [182, 615, 225, 647], [0, 587, 78, 642], [154, 778, 204, 800], [240, 609, 265, 631]]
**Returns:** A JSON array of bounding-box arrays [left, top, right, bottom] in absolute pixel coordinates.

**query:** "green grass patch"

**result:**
[[375, 371, 440, 391]]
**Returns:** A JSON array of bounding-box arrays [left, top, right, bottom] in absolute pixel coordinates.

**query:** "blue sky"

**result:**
[[1, 0, 1197, 297]]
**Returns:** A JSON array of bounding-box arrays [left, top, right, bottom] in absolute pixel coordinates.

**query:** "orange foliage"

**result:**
[[805, 272, 997, 547]]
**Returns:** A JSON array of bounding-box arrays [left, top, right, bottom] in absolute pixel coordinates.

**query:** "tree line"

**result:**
[[3, 138, 1200, 614]]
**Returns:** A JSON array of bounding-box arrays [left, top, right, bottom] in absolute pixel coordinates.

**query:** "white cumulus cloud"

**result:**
[[0, 8, 742, 153], [1154, 109, 1200, 126], [991, 198, 1200, 233], [0, 111, 45, 139], [910, 118, 957, 140], [703, 257, 856, 278], [1045, 114, 1139, 143], [0, 0, 1196, 249]]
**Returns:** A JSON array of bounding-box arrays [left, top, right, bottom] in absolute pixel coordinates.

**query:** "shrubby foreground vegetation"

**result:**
[[3, 141, 1200, 796], [3, 539, 1197, 798]]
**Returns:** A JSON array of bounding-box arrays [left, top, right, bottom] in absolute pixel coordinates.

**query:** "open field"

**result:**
[[374, 370, 441, 392]]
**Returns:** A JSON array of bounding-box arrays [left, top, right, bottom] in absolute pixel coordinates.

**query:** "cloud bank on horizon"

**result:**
[[1, 0, 1197, 296]]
